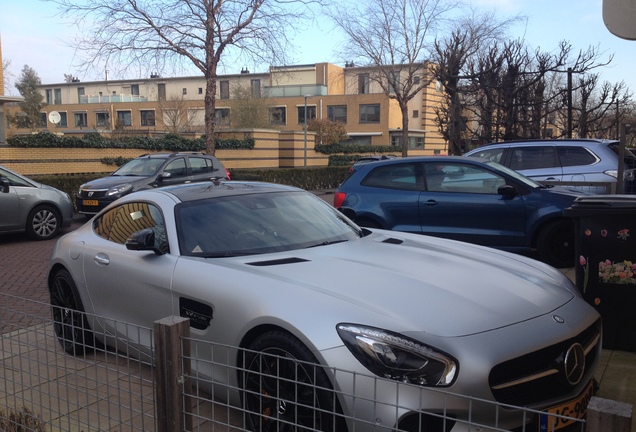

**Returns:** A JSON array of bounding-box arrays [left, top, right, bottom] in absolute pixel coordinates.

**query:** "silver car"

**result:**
[[48, 181, 601, 432], [0, 164, 74, 240]]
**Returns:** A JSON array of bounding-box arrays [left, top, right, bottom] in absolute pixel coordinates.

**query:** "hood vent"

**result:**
[[382, 237, 404, 245], [247, 257, 309, 267]]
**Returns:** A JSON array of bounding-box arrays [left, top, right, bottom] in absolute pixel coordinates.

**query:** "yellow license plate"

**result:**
[[83, 200, 99, 206], [539, 380, 594, 431]]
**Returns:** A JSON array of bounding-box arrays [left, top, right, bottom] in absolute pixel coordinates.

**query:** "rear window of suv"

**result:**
[[557, 147, 597, 167]]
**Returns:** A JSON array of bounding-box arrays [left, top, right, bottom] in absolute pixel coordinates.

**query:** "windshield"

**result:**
[[484, 161, 543, 188], [176, 191, 362, 257], [113, 158, 166, 176]]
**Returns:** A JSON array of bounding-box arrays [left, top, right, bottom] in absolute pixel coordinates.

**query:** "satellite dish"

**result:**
[[48, 111, 61, 124], [603, 0, 636, 40]]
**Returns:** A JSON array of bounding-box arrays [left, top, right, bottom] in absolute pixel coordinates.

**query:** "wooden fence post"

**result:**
[[587, 396, 632, 432], [154, 316, 192, 432]]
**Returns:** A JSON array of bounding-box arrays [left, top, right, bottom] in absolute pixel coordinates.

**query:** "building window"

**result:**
[[55, 112, 68, 127], [96, 112, 110, 127], [215, 108, 230, 126], [77, 87, 85, 103], [327, 105, 347, 123], [140, 110, 156, 127], [269, 106, 286, 125], [412, 110, 419, 118], [358, 73, 370, 94], [346, 135, 372, 145], [251, 79, 261, 98], [220, 80, 230, 99], [131, 84, 140, 95], [117, 110, 132, 127], [45, 89, 53, 105], [297, 105, 316, 124], [74, 112, 88, 127], [182, 88, 187, 95], [54, 88, 62, 105], [414, 76, 421, 85], [359, 104, 380, 123], [388, 71, 400, 94], [410, 136, 424, 149], [39, 113, 47, 128], [198, 87, 203, 94]]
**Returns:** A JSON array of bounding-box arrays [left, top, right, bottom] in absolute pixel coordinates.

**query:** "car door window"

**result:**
[[467, 148, 505, 164], [510, 147, 557, 170], [360, 163, 421, 190], [93, 202, 168, 251], [164, 158, 187, 177], [557, 147, 597, 167], [189, 156, 211, 174], [425, 163, 505, 194]]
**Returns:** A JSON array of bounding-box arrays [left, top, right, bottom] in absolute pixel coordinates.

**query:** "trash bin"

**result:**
[[565, 195, 636, 351]]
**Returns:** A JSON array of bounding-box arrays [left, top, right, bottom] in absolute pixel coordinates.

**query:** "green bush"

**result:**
[[34, 167, 350, 200], [7, 132, 254, 151]]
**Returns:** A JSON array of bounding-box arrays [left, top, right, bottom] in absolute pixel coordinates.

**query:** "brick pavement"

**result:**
[[0, 219, 83, 333]]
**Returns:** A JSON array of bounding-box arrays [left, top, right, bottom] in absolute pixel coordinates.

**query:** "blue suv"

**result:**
[[335, 156, 587, 268], [464, 139, 636, 194]]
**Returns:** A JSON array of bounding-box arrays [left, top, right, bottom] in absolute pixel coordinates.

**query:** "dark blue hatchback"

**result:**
[[334, 156, 586, 268]]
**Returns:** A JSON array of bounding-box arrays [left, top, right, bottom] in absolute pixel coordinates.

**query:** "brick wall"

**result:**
[[0, 130, 328, 176]]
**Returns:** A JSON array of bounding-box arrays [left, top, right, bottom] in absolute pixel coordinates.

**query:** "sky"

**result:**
[[1, 0, 635, 94]]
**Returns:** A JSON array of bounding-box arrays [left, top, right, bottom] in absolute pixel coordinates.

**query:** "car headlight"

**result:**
[[106, 184, 133, 197], [337, 324, 457, 387]]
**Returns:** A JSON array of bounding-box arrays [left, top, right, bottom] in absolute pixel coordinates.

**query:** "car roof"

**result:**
[[155, 180, 304, 203], [356, 155, 489, 166], [468, 139, 619, 151], [135, 152, 211, 159]]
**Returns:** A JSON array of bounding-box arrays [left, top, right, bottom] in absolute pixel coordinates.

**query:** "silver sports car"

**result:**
[[48, 181, 601, 432]]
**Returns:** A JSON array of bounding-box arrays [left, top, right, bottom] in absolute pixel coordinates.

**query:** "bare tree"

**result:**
[[229, 83, 270, 129], [432, 8, 519, 154], [159, 94, 194, 134], [328, 0, 458, 157], [52, 0, 321, 155], [2, 58, 12, 95]]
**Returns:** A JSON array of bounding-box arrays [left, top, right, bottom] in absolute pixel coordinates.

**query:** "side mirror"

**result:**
[[125, 228, 164, 255], [0, 177, 10, 193], [498, 184, 518, 198]]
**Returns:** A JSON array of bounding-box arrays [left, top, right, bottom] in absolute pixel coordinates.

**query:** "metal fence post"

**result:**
[[586, 396, 632, 432], [154, 316, 192, 432]]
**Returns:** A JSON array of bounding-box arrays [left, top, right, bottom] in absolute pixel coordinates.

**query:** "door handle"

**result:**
[[94, 253, 110, 265], [423, 200, 438, 206]]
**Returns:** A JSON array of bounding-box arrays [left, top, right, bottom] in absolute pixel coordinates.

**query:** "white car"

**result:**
[[48, 181, 601, 432]]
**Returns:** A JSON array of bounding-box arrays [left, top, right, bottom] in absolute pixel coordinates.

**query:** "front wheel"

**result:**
[[536, 219, 575, 268], [26, 205, 61, 240], [242, 331, 344, 432], [50, 269, 95, 355]]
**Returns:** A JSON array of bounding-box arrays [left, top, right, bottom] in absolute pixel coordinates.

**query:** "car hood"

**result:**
[[81, 175, 152, 189], [235, 231, 575, 338]]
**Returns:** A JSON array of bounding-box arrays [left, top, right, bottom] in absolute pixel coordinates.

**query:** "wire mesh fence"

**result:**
[[0, 293, 589, 432]]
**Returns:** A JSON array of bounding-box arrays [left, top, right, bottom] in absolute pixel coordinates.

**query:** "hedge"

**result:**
[[33, 167, 351, 201]]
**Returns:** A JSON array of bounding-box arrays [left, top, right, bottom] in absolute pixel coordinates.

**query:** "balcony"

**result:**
[[80, 94, 148, 104], [262, 85, 327, 98]]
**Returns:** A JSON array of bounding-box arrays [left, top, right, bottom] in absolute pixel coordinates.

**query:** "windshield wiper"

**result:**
[[305, 239, 348, 249]]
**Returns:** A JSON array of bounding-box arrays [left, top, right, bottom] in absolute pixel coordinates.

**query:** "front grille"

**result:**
[[489, 319, 601, 406], [78, 189, 108, 199]]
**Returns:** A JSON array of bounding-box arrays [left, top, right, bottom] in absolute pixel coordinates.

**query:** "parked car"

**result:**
[[334, 156, 586, 267], [464, 139, 636, 193], [75, 152, 229, 216], [0, 165, 74, 240], [49, 180, 601, 432], [349, 155, 396, 174]]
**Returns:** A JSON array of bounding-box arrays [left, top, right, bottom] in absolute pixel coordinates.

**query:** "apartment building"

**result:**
[[4, 62, 447, 154]]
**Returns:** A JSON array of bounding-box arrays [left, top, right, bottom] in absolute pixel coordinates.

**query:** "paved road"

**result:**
[[0, 219, 84, 333]]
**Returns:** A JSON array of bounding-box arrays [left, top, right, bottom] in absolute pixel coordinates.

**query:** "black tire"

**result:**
[[242, 331, 344, 432], [26, 205, 61, 240], [50, 269, 95, 355], [536, 219, 575, 268]]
